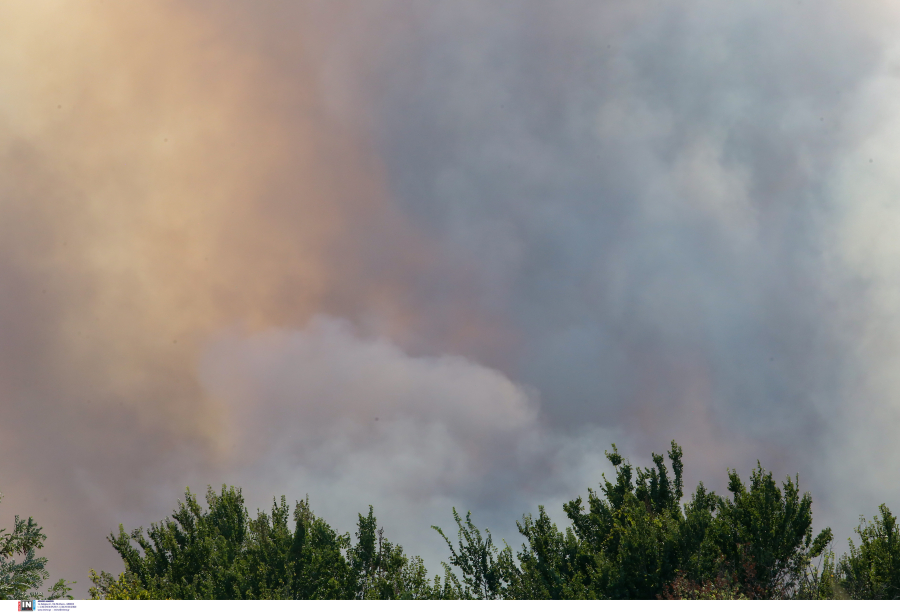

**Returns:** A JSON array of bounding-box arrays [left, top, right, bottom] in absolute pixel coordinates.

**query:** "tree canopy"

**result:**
[[85, 441, 898, 600], [89, 486, 446, 600]]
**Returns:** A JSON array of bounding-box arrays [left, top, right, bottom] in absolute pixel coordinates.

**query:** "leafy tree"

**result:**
[[0, 493, 72, 600], [435, 442, 694, 599], [562, 441, 689, 598], [97, 485, 251, 599], [91, 441, 853, 600], [432, 508, 505, 599], [795, 548, 842, 600], [709, 465, 832, 599], [91, 485, 443, 600], [436, 440, 833, 600], [347, 506, 438, 599], [838, 504, 900, 599], [238, 494, 352, 599], [504, 506, 591, 599], [87, 570, 156, 600]]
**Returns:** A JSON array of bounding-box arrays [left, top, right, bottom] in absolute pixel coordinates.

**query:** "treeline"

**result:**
[[4, 442, 900, 599]]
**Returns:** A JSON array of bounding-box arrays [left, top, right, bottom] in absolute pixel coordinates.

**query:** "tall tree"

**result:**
[[709, 465, 832, 599]]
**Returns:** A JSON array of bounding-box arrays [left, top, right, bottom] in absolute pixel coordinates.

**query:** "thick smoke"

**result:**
[[1, 0, 899, 595], [199, 317, 616, 567], [360, 0, 900, 536]]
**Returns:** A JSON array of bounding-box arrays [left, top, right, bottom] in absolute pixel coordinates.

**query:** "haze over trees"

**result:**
[[5, 442, 898, 600]]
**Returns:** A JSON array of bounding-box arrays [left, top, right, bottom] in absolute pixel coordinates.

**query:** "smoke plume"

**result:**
[[1, 1, 899, 594]]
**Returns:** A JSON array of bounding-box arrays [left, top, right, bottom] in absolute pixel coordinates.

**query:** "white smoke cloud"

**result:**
[[6, 1, 900, 595], [197, 316, 619, 567], [823, 36, 900, 522]]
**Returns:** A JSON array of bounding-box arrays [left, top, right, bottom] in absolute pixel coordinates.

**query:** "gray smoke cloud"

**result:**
[[1, 0, 899, 596], [199, 317, 618, 570], [357, 0, 900, 539]]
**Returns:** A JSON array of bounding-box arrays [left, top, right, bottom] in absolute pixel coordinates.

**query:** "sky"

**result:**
[[2, 0, 900, 596]]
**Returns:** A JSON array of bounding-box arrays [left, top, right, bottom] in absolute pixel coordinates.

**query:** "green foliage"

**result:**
[[795, 549, 843, 600], [348, 506, 437, 599], [87, 570, 156, 600], [432, 508, 505, 599], [91, 485, 443, 600], [560, 441, 689, 598], [709, 464, 833, 598], [505, 506, 591, 598], [96, 485, 252, 599], [434, 440, 833, 600], [0, 493, 72, 600], [90, 441, 896, 600], [838, 504, 900, 599]]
